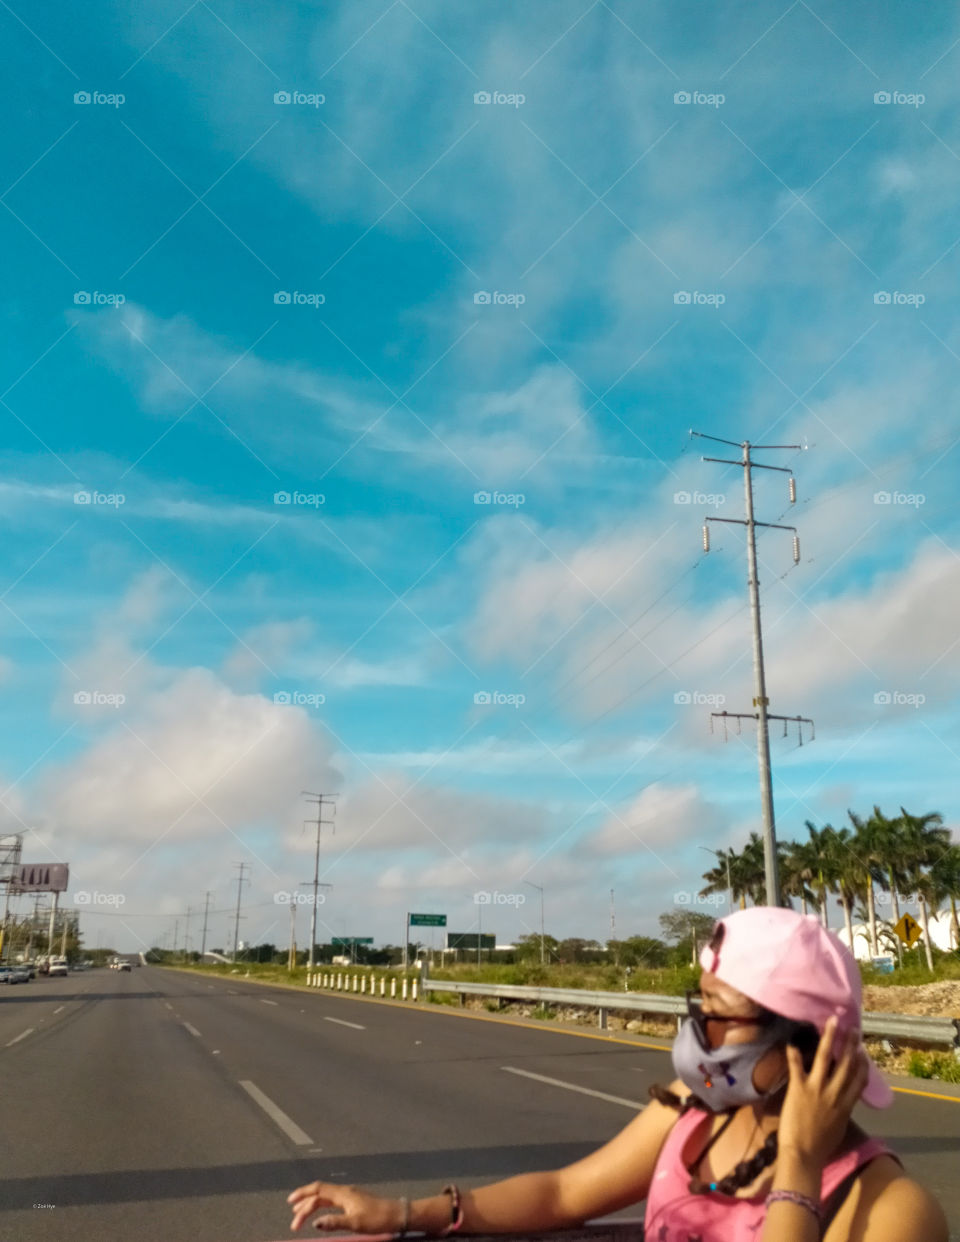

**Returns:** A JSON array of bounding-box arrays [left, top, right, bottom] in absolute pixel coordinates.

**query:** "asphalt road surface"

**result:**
[[0, 966, 957, 1242]]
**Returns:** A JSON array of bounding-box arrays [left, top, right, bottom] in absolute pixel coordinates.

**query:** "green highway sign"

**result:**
[[331, 937, 374, 945], [410, 913, 446, 927], [446, 932, 495, 951]]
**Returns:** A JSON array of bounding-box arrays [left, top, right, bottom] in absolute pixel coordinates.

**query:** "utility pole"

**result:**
[[302, 792, 337, 969], [200, 891, 212, 960], [692, 432, 814, 907], [232, 863, 249, 961], [172, 918, 179, 961], [288, 899, 297, 971], [184, 906, 192, 961], [610, 888, 615, 938]]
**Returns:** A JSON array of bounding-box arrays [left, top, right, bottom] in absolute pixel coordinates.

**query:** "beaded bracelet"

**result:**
[[766, 1188, 822, 1225], [439, 1184, 465, 1237]]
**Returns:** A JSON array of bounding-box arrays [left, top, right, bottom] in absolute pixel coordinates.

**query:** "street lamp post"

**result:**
[[524, 880, 545, 965]]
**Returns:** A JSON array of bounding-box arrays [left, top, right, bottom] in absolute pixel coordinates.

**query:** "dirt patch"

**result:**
[[862, 980, 960, 1017]]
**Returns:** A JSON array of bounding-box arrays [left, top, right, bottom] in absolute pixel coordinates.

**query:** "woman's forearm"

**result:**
[[411, 1171, 571, 1236], [759, 1149, 823, 1242]]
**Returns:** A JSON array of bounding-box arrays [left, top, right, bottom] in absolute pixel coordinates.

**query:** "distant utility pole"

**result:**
[[610, 888, 615, 938], [200, 891, 212, 960], [184, 906, 192, 959], [302, 792, 337, 969], [232, 863, 249, 961], [173, 918, 179, 960], [524, 880, 545, 964], [692, 432, 815, 908]]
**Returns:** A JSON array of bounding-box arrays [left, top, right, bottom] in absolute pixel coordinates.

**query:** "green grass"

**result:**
[[906, 1051, 960, 1083], [430, 961, 701, 995]]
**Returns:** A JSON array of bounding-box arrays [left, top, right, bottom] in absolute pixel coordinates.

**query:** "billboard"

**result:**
[[12, 863, 69, 893], [446, 932, 495, 951]]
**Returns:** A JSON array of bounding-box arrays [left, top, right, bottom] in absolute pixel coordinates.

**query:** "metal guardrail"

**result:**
[[424, 979, 960, 1050]]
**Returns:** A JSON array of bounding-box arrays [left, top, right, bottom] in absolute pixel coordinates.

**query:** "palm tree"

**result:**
[[870, 805, 911, 968], [898, 808, 950, 972], [824, 826, 863, 955], [699, 846, 739, 911], [930, 844, 960, 951], [802, 821, 837, 928], [847, 809, 888, 957], [781, 839, 817, 914]]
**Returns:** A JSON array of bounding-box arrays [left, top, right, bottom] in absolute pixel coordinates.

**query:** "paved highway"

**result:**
[[0, 966, 957, 1241]]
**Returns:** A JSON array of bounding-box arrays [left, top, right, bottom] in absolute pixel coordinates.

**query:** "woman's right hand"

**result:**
[[288, 1180, 405, 1234]]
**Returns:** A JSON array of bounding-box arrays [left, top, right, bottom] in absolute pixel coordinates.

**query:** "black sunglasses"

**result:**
[[685, 989, 776, 1042]]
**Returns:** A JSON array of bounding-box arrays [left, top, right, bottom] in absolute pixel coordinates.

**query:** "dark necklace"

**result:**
[[686, 1110, 738, 1195]]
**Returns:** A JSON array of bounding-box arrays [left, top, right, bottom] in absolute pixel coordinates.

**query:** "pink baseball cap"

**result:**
[[699, 906, 893, 1109]]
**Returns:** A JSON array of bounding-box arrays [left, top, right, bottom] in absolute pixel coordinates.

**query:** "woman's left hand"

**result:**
[[777, 1015, 871, 1169]]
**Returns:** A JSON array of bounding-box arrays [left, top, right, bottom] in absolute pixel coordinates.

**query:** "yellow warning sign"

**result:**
[[894, 912, 922, 947]]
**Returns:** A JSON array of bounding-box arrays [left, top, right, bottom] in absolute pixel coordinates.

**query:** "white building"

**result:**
[[835, 909, 957, 960]]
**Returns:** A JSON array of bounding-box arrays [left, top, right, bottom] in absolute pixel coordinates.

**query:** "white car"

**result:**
[[48, 958, 68, 977]]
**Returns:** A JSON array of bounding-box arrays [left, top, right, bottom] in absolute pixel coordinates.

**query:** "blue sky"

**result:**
[[2, 0, 959, 954]]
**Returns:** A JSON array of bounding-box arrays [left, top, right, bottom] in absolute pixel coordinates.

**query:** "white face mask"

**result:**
[[671, 1015, 791, 1112]]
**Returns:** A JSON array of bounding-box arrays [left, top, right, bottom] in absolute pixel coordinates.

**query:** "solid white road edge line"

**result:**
[[6, 1028, 35, 1047], [239, 1080, 313, 1145], [323, 1016, 365, 1030], [501, 1066, 643, 1110]]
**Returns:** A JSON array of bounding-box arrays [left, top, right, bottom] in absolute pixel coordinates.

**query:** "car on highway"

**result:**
[[8, 965, 30, 983], [118, 961, 132, 972], [47, 957, 68, 977], [0, 966, 12, 984]]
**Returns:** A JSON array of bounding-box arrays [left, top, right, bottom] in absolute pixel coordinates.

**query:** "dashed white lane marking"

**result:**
[[323, 1016, 365, 1030], [183, 1022, 202, 1038], [501, 1066, 643, 1110], [164, 1002, 173, 1010], [239, 1080, 313, 1145], [53, 1006, 65, 1014], [260, 998, 278, 1006], [6, 1028, 35, 1047]]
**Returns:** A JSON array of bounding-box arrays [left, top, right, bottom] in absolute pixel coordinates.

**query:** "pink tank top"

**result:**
[[643, 1107, 898, 1242]]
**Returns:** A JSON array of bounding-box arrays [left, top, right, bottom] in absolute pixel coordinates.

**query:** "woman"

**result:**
[[288, 907, 948, 1241]]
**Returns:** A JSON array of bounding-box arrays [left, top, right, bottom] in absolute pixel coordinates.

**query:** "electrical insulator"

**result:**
[[788, 476, 796, 504], [792, 534, 800, 564], [702, 524, 710, 553]]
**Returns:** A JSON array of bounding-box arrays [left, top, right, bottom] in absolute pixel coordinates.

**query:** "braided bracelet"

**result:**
[[439, 1184, 465, 1237], [766, 1188, 822, 1224]]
